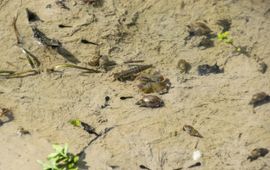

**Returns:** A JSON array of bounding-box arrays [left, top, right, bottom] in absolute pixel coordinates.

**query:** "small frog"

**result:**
[[216, 19, 231, 32], [0, 108, 8, 117], [187, 22, 212, 37], [114, 65, 152, 82], [247, 148, 269, 161], [138, 72, 171, 94], [183, 125, 203, 138], [136, 95, 164, 108], [197, 64, 223, 76], [16, 126, 31, 136], [258, 62, 267, 74], [177, 59, 191, 73], [249, 92, 270, 108], [0, 108, 13, 124]]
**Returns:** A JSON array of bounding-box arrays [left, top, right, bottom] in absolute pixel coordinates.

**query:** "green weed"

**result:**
[[38, 144, 79, 170]]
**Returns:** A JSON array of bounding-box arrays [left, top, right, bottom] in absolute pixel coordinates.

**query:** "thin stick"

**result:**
[[21, 47, 40, 68], [7, 70, 39, 79], [123, 60, 144, 64], [54, 64, 100, 73], [0, 70, 15, 76], [12, 13, 22, 45]]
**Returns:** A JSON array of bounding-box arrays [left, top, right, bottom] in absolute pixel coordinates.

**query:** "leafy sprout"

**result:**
[[217, 31, 233, 44], [69, 119, 81, 127], [38, 144, 79, 170], [217, 31, 243, 53]]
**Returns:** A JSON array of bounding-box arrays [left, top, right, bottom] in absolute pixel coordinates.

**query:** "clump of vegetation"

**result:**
[[217, 31, 233, 45], [38, 144, 79, 170], [69, 119, 81, 127], [217, 31, 249, 56]]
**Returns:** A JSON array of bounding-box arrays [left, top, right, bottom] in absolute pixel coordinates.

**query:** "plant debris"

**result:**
[[247, 148, 269, 161], [26, 8, 42, 22], [249, 92, 270, 108], [120, 96, 133, 100], [55, 46, 81, 64], [101, 96, 110, 108], [188, 162, 201, 168], [137, 72, 171, 94], [20, 47, 40, 69], [32, 27, 61, 47], [123, 60, 144, 64], [53, 64, 100, 73], [81, 122, 100, 136], [69, 119, 100, 136], [80, 39, 98, 45], [183, 125, 203, 138], [9, 70, 39, 79], [0, 70, 39, 79], [12, 13, 23, 45], [55, 0, 70, 10], [80, 0, 101, 6], [0, 70, 15, 77], [197, 64, 223, 76], [58, 24, 72, 28], [139, 164, 151, 170], [136, 95, 164, 108], [32, 27, 80, 64]]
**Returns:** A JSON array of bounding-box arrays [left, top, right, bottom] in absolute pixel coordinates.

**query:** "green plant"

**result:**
[[217, 31, 242, 52], [38, 144, 79, 170], [217, 31, 233, 44], [69, 119, 81, 127]]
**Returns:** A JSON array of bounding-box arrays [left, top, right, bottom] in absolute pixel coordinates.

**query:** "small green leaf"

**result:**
[[64, 144, 68, 155], [218, 31, 230, 41], [69, 119, 81, 127], [48, 152, 59, 159], [38, 144, 79, 170], [52, 144, 64, 153], [73, 156, 79, 163], [68, 162, 74, 168]]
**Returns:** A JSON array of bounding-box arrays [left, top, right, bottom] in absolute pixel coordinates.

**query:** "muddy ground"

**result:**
[[0, 0, 270, 169]]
